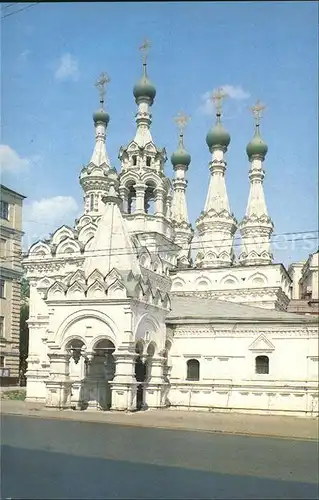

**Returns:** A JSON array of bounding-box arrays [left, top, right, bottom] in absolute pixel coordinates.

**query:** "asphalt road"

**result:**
[[1, 414, 318, 499]]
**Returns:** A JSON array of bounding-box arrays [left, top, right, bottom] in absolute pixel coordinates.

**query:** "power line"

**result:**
[[1, 2, 39, 20], [1, 3, 21, 11], [2, 231, 318, 260], [1, 232, 317, 261], [15, 235, 318, 261]]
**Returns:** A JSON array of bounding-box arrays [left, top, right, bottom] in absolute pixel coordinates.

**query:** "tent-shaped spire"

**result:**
[[83, 180, 141, 278]]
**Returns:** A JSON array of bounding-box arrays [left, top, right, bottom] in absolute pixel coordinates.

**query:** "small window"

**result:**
[[187, 359, 200, 381], [146, 156, 151, 167], [0, 356, 4, 368], [0, 316, 4, 337], [90, 194, 94, 212], [0, 279, 5, 299], [132, 155, 137, 166], [255, 355, 269, 374], [0, 201, 9, 220]]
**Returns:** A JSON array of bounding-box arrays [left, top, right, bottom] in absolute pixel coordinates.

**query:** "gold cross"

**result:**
[[139, 38, 151, 64], [210, 87, 228, 114], [95, 72, 110, 103], [251, 100, 266, 126], [173, 111, 190, 134]]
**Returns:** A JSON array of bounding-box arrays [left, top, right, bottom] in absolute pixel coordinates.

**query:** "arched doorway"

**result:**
[[65, 338, 86, 410], [85, 339, 116, 410]]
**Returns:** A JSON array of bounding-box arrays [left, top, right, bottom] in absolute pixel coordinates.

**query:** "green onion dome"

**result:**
[[206, 115, 230, 151], [93, 108, 110, 124], [133, 64, 156, 103], [246, 125, 268, 159], [171, 135, 191, 167]]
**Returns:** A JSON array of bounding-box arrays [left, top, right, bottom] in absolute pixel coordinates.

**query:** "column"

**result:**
[[166, 193, 172, 219], [119, 185, 129, 213], [154, 187, 165, 216], [83, 352, 100, 411], [144, 355, 167, 409], [46, 351, 71, 409], [70, 350, 86, 410], [110, 342, 137, 411], [135, 183, 146, 214]]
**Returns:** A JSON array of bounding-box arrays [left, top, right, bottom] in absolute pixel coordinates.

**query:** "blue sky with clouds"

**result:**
[[1, 1, 318, 264]]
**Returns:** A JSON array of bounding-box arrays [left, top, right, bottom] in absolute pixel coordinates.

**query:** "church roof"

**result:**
[[167, 295, 318, 324], [83, 185, 141, 278]]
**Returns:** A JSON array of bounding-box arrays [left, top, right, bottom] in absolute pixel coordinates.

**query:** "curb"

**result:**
[[2, 409, 317, 442]]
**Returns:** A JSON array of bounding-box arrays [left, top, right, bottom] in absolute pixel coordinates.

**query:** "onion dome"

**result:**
[[93, 108, 110, 125], [133, 63, 156, 103], [246, 125, 268, 160], [206, 114, 230, 151], [171, 134, 191, 167]]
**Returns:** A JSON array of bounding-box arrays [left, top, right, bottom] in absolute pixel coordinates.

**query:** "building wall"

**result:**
[[0, 185, 25, 383], [166, 323, 318, 416], [170, 264, 291, 310], [288, 252, 319, 314]]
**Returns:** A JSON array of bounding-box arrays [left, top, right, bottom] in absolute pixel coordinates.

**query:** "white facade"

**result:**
[[23, 62, 319, 417]]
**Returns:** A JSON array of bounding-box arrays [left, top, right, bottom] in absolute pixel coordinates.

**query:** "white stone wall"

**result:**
[[170, 264, 291, 309], [167, 324, 318, 416]]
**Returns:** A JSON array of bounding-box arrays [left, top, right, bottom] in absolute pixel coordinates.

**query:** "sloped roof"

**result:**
[[83, 187, 141, 278], [167, 295, 318, 324]]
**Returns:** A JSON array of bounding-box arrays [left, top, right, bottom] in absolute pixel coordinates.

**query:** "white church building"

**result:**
[[23, 47, 318, 417]]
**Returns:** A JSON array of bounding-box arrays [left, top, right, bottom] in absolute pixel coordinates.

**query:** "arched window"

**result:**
[[255, 355, 269, 374], [144, 184, 155, 214], [187, 359, 200, 381], [146, 156, 151, 167], [132, 155, 137, 166], [127, 185, 136, 214]]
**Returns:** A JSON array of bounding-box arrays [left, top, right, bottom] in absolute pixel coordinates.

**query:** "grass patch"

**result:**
[[1, 389, 26, 400]]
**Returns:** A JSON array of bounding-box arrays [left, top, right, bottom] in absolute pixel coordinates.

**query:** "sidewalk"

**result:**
[[1, 400, 318, 440]]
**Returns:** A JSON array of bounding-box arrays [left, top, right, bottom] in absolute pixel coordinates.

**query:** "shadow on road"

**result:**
[[2, 444, 318, 500]]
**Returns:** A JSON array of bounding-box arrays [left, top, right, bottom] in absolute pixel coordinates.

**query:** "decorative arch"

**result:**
[[86, 280, 106, 299], [37, 277, 54, 289], [205, 252, 216, 262], [76, 215, 93, 229], [78, 222, 97, 245], [248, 272, 268, 286], [47, 281, 67, 299], [92, 337, 116, 353], [221, 274, 239, 287], [66, 281, 86, 299], [51, 225, 75, 246], [28, 241, 51, 257], [171, 277, 186, 290], [135, 313, 161, 346], [139, 248, 152, 269], [62, 334, 87, 352], [151, 254, 163, 274], [55, 237, 81, 256], [195, 275, 211, 289], [57, 309, 119, 347]]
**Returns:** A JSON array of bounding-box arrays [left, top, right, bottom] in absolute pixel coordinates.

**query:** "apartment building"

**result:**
[[0, 184, 26, 384]]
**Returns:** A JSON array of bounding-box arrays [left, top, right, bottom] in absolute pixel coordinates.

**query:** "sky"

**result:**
[[1, 1, 318, 265]]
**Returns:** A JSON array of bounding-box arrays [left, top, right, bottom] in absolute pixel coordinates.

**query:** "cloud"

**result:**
[[23, 196, 80, 247], [0, 145, 30, 173], [199, 85, 251, 116], [54, 53, 79, 81], [220, 85, 250, 100]]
